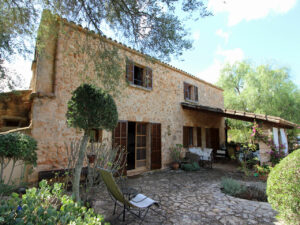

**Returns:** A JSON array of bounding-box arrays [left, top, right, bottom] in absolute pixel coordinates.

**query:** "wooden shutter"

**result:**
[[205, 128, 211, 148], [145, 67, 152, 89], [112, 121, 128, 175], [194, 86, 198, 102], [197, 127, 202, 147], [183, 126, 189, 147], [151, 123, 161, 169], [184, 82, 189, 100], [188, 127, 193, 146], [126, 60, 134, 83]]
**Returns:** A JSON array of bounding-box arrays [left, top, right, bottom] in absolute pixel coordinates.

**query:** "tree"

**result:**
[[66, 83, 118, 202], [217, 61, 300, 143], [0, 132, 37, 185], [1, 0, 212, 91]]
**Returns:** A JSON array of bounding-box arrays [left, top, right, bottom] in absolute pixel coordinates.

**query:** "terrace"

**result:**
[[90, 165, 277, 225]]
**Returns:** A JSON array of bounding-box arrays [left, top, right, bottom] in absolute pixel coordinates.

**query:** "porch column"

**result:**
[[279, 128, 288, 155]]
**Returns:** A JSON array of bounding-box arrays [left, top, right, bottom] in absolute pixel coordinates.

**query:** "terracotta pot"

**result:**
[[171, 162, 180, 170], [87, 154, 96, 164]]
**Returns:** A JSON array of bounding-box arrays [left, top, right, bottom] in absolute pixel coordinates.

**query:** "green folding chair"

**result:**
[[99, 168, 166, 224]]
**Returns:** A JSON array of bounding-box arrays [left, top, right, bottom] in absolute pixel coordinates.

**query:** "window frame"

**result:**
[[184, 82, 198, 102], [126, 60, 153, 90]]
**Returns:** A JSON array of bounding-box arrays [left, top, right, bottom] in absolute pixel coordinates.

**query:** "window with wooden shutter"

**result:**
[[183, 126, 193, 147], [197, 127, 202, 147], [194, 86, 198, 102], [126, 59, 153, 90], [151, 123, 161, 169], [145, 67, 152, 89], [184, 82, 189, 100], [183, 82, 198, 102], [126, 60, 134, 83]]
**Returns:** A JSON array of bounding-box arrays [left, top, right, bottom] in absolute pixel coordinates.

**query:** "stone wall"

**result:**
[[29, 17, 225, 182], [0, 90, 32, 132]]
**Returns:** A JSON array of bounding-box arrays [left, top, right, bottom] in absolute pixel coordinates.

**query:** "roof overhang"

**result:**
[[181, 102, 298, 129]]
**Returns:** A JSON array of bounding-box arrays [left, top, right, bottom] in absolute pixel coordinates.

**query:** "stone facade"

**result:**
[[27, 13, 225, 182]]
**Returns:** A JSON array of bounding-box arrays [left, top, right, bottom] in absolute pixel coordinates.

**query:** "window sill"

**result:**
[[129, 83, 152, 92], [184, 99, 198, 104]]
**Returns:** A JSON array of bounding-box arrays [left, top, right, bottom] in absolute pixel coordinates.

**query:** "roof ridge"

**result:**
[[55, 14, 223, 91]]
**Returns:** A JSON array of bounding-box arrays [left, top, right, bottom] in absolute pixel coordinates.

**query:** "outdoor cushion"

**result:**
[[202, 148, 213, 161], [130, 194, 158, 208], [192, 162, 201, 170]]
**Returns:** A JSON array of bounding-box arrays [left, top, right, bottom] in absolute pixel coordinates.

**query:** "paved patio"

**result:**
[[90, 166, 277, 225]]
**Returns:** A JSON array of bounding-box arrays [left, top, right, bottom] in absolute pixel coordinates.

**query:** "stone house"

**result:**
[[0, 11, 297, 183]]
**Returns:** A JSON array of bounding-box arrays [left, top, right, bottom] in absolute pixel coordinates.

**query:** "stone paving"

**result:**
[[90, 167, 277, 225]]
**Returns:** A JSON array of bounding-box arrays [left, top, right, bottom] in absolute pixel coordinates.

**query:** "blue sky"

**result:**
[[6, 0, 300, 89], [171, 0, 300, 86]]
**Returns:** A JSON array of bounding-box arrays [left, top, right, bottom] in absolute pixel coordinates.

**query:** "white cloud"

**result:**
[[197, 47, 245, 83], [3, 57, 32, 90], [208, 0, 297, 26], [216, 47, 244, 64], [216, 29, 230, 43], [197, 59, 223, 84], [192, 31, 201, 41]]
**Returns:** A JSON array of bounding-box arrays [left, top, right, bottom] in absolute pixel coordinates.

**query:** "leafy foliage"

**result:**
[[0, 180, 105, 225], [1, 0, 211, 60], [66, 83, 118, 131], [0, 132, 37, 186], [0, 132, 37, 165], [218, 61, 300, 143], [169, 144, 183, 162], [221, 177, 267, 202], [267, 149, 300, 224], [66, 83, 118, 202], [221, 177, 246, 196]]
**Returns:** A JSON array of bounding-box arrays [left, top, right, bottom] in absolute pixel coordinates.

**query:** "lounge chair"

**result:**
[[99, 168, 166, 224]]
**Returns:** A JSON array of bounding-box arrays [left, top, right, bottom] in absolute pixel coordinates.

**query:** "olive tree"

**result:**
[[66, 83, 118, 202]]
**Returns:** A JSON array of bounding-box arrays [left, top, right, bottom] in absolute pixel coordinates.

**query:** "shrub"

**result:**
[[0, 132, 37, 165], [245, 184, 267, 202], [221, 177, 246, 196], [267, 149, 300, 224], [0, 180, 105, 225], [0, 133, 37, 184]]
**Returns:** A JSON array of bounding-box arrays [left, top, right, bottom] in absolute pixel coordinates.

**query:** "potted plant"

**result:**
[[255, 164, 272, 181], [169, 144, 183, 170]]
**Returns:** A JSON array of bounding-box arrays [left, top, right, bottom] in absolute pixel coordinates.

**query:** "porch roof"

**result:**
[[181, 102, 298, 129]]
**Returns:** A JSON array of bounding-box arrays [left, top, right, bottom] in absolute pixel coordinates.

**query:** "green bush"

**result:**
[[66, 83, 118, 131], [221, 177, 246, 196], [0, 133, 37, 184], [267, 149, 300, 225], [0, 132, 37, 165], [0, 180, 106, 225]]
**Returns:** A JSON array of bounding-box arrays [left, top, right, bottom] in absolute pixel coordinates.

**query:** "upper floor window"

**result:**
[[184, 82, 198, 102], [126, 60, 153, 89]]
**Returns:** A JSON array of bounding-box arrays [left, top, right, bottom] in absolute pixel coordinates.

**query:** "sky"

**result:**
[[5, 0, 300, 89]]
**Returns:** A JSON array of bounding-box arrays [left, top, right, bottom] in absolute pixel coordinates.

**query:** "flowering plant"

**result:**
[[251, 121, 286, 166], [268, 144, 286, 165]]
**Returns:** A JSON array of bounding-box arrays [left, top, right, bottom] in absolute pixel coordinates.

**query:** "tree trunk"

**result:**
[[73, 131, 89, 202]]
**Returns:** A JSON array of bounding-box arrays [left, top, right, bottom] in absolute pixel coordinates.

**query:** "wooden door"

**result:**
[[206, 128, 220, 157], [151, 123, 161, 170], [136, 123, 147, 168], [112, 121, 127, 175]]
